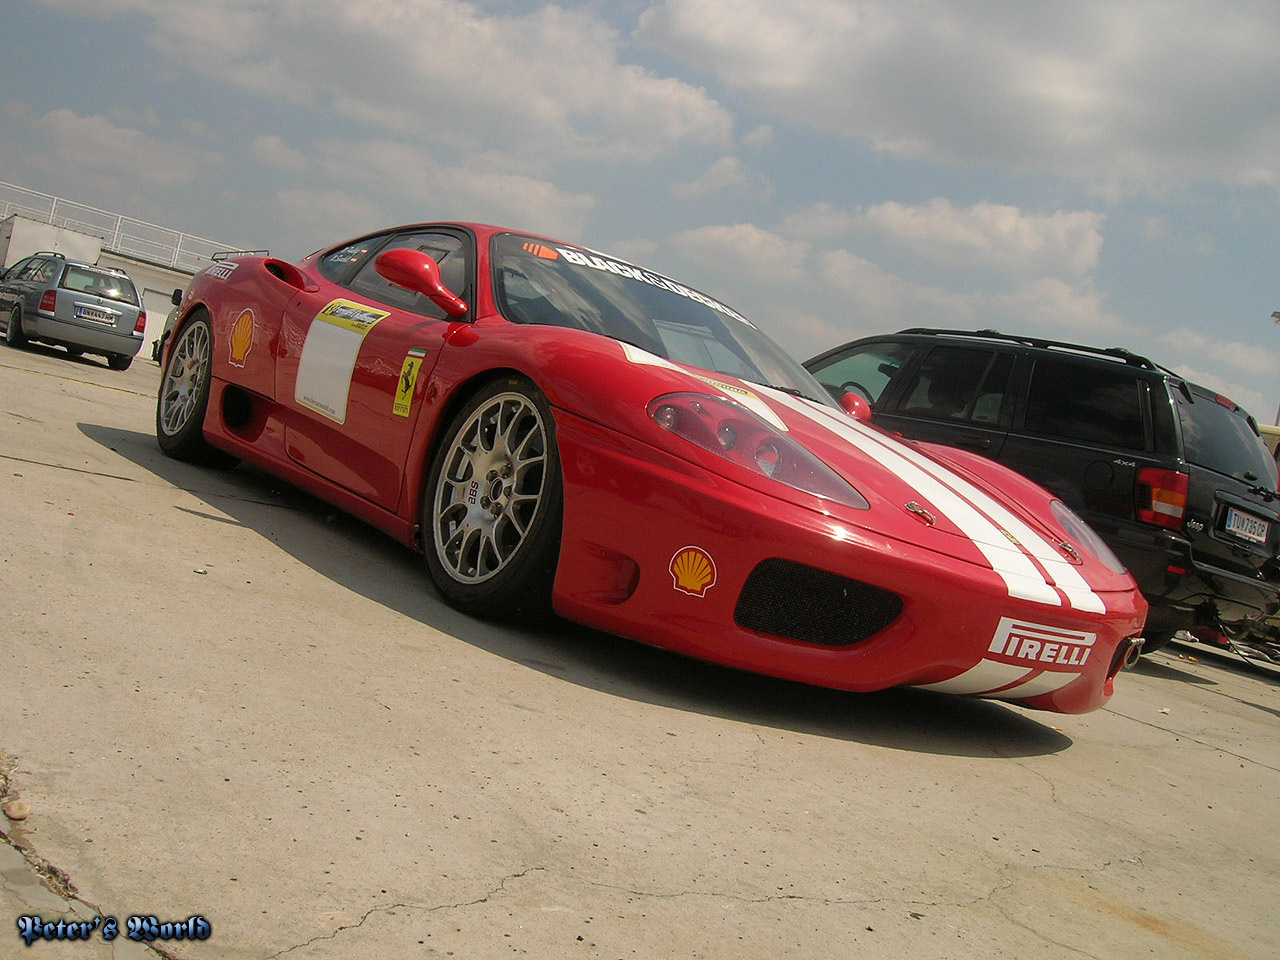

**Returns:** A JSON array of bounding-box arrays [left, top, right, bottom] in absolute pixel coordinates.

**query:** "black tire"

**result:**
[[155, 313, 237, 467], [107, 353, 132, 371], [4, 308, 27, 348], [422, 376, 562, 622], [65, 346, 84, 357], [1139, 630, 1175, 655]]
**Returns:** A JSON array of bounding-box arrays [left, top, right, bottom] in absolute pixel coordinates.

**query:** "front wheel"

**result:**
[[4, 308, 27, 347], [422, 377, 563, 622], [156, 313, 237, 467], [107, 353, 132, 371]]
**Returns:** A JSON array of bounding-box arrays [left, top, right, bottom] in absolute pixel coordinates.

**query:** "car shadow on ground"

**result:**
[[8, 340, 114, 370], [84, 422, 1074, 759]]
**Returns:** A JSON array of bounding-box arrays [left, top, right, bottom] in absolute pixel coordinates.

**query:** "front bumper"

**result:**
[[550, 412, 1147, 714]]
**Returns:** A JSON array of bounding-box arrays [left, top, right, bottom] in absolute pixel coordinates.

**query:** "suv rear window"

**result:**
[[1023, 358, 1148, 450], [1177, 389, 1277, 483], [60, 266, 139, 306]]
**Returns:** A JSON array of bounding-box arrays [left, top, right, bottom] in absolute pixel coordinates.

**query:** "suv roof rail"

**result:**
[[33, 251, 66, 259], [895, 327, 1165, 371]]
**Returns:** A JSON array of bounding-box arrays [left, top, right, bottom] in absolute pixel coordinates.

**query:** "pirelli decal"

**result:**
[[989, 617, 1096, 668], [912, 619, 1097, 702]]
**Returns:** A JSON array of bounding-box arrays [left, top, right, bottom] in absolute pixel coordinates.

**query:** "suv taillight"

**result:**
[[1137, 467, 1189, 530], [39, 289, 57, 313], [133, 310, 147, 334]]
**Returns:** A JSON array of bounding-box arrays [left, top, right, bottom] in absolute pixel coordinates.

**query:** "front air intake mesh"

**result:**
[[734, 558, 903, 646]]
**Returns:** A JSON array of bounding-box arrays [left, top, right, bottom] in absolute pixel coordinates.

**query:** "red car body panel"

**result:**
[[163, 223, 1148, 714]]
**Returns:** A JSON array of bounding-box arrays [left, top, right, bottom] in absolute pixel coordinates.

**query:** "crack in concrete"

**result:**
[[260, 867, 548, 960], [1104, 707, 1280, 773]]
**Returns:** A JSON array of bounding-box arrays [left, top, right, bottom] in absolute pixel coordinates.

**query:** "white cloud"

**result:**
[[780, 199, 1105, 278], [669, 223, 811, 286], [639, 0, 1280, 193], [310, 138, 597, 238], [673, 157, 773, 200], [49, 0, 734, 166], [0, 101, 219, 190], [250, 135, 311, 174]]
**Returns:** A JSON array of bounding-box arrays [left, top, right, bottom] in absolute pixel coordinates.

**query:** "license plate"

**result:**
[[1225, 506, 1269, 544], [75, 306, 113, 324]]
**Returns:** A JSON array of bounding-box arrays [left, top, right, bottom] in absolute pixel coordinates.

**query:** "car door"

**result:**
[[0, 257, 49, 317], [0, 257, 34, 310], [997, 356, 1156, 522], [875, 344, 1016, 458], [275, 228, 472, 511]]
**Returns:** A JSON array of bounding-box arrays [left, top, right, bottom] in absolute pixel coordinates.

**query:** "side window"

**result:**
[[16, 258, 48, 281], [807, 341, 913, 404], [899, 346, 1013, 424], [319, 239, 381, 282], [346, 232, 468, 319], [1024, 359, 1147, 450], [32, 260, 59, 284], [4, 258, 34, 281]]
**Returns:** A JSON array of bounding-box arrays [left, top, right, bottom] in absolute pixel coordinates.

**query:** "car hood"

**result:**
[[658, 365, 1136, 612]]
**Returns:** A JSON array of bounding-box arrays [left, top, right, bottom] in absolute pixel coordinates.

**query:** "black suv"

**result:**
[[804, 329, 1280, 652]]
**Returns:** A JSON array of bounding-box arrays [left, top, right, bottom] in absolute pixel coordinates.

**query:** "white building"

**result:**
[[0, 182, 240, 361]]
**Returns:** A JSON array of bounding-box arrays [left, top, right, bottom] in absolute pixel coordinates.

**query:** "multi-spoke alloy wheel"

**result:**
[[155, 314, 235, 466], [424, 377, 562, 620]]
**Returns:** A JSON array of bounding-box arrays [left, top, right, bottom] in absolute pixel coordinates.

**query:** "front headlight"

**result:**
[[648, 393, 869, 510], [1051, 500, 1128, 574]]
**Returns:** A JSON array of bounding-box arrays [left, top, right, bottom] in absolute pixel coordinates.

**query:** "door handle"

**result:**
[[956, 433, 993, 451]]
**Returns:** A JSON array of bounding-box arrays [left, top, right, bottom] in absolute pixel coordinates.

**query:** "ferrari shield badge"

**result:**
[[394, 348, 428, 417]]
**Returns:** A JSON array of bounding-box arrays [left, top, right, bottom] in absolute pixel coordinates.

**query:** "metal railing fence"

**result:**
[[0, 180, 235, 274]]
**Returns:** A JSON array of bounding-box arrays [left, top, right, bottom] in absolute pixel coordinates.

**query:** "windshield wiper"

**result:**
[[750, 381, 820, 403]]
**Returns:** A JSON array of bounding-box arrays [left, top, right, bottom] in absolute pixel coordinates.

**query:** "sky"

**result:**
[[2, 0, 1278, 419]]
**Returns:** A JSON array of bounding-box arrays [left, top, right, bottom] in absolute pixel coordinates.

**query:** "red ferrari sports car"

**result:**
[[157, 222, 1147, 713]]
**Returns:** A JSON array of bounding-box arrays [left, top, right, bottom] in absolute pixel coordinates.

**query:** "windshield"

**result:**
[[491, 233, 830, 403]]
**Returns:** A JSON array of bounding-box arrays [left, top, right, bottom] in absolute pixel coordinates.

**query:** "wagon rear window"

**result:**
[[60, 266, 139, 306]]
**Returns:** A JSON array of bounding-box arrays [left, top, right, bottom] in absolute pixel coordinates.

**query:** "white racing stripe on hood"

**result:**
[[769, 392, 1105, 612]]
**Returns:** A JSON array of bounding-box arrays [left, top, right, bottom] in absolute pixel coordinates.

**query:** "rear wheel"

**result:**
[[423, 377, 562, 621], [156, 313, 236, 467], [107, 353, 132, 371], [4, 308, 26, 347], [65, 346, 84, 357]]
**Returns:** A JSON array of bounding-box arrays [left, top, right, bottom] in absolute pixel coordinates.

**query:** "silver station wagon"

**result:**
[[0, 252, 145, 370]]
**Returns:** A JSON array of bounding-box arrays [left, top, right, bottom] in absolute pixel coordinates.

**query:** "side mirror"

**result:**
[[840, 391, 873, 423], [171, 288, 184, 306], [374, 248, 469, 319]]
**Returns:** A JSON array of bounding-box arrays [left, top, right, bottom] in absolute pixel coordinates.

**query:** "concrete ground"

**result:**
[[1, 341, 1277, 960]]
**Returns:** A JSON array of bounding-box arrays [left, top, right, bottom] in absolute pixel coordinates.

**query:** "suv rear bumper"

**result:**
[[1109, 523, 1280, 629]]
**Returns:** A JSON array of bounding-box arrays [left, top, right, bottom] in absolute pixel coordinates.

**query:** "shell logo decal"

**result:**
[[670, 546, 717, 597], [229, 309, 254, 367]]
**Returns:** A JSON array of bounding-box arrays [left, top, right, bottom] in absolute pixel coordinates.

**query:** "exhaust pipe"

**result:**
[[1121, 637, 1144, 670]]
